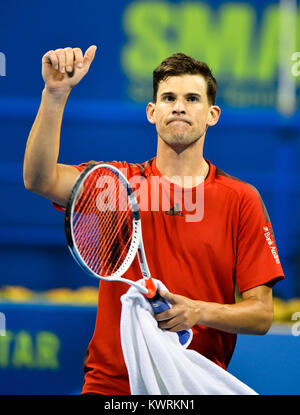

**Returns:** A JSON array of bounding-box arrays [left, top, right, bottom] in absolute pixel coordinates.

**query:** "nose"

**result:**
[[172, 98, 186, 114]]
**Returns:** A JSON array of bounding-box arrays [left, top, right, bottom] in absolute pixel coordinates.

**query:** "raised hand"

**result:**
[[41, 45, 97, 96]]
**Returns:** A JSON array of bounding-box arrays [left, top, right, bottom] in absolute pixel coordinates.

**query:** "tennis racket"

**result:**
[[65, 162, 190, 345]]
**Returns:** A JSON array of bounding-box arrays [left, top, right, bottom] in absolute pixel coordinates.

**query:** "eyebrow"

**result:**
[[160, 92, 202, 98]]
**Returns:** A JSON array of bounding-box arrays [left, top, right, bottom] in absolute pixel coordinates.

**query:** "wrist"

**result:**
[[42, 86, 71, 103], [195, 300, 222, 327]]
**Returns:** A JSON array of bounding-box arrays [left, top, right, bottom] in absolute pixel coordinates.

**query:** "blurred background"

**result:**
[[0, 0, 299, 395]]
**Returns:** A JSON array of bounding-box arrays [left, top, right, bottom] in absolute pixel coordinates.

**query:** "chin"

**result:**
[[165, 139, 194, 154], [162, 134, 197, 148]]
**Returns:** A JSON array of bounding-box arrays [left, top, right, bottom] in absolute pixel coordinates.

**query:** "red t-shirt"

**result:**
[[53, 157, 284, 395]]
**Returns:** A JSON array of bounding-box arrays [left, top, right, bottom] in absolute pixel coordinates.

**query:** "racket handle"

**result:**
[[147, 290, 191, 346]]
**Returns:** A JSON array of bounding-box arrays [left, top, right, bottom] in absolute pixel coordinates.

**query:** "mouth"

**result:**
[[167, 119, 191, 125]]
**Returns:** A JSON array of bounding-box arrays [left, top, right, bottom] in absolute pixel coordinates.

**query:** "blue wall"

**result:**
[[228, 328, 300, 395], [0, 0, 300, 396], [0, 1, 300, 299], [1, 107, 299, 297], [0, 302, 299, 395]]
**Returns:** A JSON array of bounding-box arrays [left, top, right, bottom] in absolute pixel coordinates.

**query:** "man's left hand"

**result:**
[[154, 290, 204, 332]]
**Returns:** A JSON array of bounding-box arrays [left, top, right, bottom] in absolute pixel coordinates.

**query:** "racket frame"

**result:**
[[65, 162, 191, 345], [65, 162, 150, 294]]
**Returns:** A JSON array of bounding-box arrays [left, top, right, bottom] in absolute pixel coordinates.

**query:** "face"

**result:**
[[146, 74, 220, 152]]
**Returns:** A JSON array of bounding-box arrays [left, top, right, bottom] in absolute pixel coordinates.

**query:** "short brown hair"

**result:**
[[153, 53, 217, 105]]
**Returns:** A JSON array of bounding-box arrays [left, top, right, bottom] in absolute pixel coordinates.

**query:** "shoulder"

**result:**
[[72, 158, 155, 178], [214, 166, 269, 221], [214, 166, 260, 200], [118, 158, 154, 177], [215, 167, 266, 211]]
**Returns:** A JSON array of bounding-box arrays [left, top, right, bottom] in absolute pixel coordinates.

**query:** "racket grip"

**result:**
[[147, 290, 191, 346]]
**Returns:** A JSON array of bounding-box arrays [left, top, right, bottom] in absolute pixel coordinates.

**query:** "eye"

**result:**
[[162, 95, 175, 102], [187, 95, 199, 102]]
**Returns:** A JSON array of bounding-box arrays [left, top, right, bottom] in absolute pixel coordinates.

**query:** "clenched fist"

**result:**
[[42, 45, 97, 96]]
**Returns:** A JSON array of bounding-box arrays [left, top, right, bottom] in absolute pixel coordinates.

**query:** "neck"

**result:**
[[156, 136, 209, 187]]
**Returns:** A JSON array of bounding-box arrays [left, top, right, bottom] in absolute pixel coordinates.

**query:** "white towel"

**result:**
[[120, 279, 257, 395]]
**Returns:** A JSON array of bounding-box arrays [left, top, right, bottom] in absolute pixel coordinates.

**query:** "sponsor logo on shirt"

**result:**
[[263, 226, 280, 264], [165, 203, 184, 217]]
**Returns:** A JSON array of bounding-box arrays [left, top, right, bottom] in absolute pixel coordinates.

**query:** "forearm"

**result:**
[[199, 298, 273, 335], [157, 284, 275, 336], [23, 87, 70, 192]]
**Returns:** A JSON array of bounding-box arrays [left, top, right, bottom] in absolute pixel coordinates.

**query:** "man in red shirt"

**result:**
[[23, 46, 284, 394]]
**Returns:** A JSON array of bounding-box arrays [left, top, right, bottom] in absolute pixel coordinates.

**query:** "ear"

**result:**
[[207, 105, 221, 127], [146, 102, 156, 124]]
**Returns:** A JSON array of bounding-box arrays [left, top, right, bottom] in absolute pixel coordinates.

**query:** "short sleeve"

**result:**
[[235, 185, 285, 293], [51, 160, 99, 212], [51, 160, 133, 212]]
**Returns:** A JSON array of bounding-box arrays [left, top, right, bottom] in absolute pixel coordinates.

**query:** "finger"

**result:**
[[73, 47, 84, 69], [54, 48, 66, 74], [165, 323, 188, 333], [154, 309, 174, 321], [64, 47, 75, 73], [158, 316, 184, 330], [83, 45, 97, 67], [159, 290, 176, 305], [42, 50, 59, 70]]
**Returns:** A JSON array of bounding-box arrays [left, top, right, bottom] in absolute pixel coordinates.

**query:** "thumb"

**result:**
[[83, 45, 97, 66], [159, 290, 177, 305]]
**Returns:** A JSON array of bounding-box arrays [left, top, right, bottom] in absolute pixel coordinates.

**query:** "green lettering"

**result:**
[[178, 3, 255, 79], [122, 2, 174, 79], [12, 331, 34, 368], [36, 331, 60, 369], [0, 330, 13, 368], [122, 2, 255, 81], [122, 2, 300, 102], [175, 2, 211, 59], [295, 11, 300, 84], [257, 6, 279, 80]]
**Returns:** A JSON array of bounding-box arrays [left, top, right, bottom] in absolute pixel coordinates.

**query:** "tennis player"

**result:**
[[23, 45, 285, 395]]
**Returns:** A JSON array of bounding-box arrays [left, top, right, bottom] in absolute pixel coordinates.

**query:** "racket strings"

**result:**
[[97, 211, 130, 274], [73, 175, 102, 244], [100, 206, 133, 274], [97, 212, 133, 276], [105, 214, 133, 275], [74, 173, 124, 274], [74, 170, 121, 267], [77, 176, 115, 267], [74, 170, 120, 272], [89, 173, 132, 274], [74, 176, 108, 265], [72, 168, 134, 276]]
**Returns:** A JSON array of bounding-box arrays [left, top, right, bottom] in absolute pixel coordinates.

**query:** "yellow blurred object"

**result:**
[[0, 285, 299, 320], [73, 287, 99, 304], [43, 288, 78, 303], [43, 287, 98, 304], [0, 285, 36, 302], [273, 297, 300, 322], [0, 285, 99, 305]]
